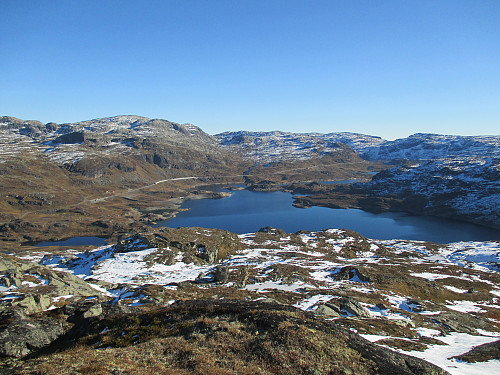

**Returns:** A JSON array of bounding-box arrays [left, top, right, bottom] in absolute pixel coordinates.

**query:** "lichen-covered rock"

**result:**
[[341, 296, 371, 318], [211, 265, 229, 283], [0, 254, 104, 314], [0, 309, 65, 358], [314, 303, 341, 317]]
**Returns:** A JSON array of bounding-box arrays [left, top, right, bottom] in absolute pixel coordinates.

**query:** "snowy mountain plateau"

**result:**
[[218, 130, 500, 229], [216, 130, 500, 163]]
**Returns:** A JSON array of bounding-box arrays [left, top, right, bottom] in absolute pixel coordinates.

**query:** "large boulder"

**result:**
[[0, 309, 65, 358], [341, 296, 371, 318]]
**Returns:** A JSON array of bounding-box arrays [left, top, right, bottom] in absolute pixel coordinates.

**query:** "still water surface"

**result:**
[[35, 236, 107, 247], [157, 189, 500, 243]]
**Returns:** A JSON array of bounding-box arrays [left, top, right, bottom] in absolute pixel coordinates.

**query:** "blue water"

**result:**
[[319, 180, 359, 185], [156, 189, 500, 243], [35, 236, 107, 247]]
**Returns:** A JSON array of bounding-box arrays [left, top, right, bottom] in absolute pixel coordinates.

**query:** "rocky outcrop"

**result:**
[[1, 254, 104, 314], [195, 265, 229, 284], [258, 226, 287, 237], [7, 300, 450, 374], [314, 303, 341, 317], [151, 227, 244, 263], [0, 309, 66, 358], [332, 266, 372, 282], [340, 296, 371, 318], [452, 339, 500, 363]]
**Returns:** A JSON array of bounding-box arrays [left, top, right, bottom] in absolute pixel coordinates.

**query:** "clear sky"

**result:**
[[1, 1, 499, 139]]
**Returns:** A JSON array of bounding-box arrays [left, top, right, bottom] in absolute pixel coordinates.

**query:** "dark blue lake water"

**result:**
[[35, 236, 107, 247], [156, 189, 500, 243]]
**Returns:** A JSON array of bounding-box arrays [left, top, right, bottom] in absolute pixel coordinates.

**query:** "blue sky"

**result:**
[[1, 1, 499, 139]]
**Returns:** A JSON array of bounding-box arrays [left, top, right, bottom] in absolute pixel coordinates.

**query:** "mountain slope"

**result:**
[[216, 130, 385, 162], [1, 115, 237, 176], [217, 130, 500, 163], [0, 115, 247, 244], [363, 133, 500, 162]]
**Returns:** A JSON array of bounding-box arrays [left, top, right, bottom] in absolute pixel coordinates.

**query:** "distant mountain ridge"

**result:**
[[364, 133, 500, 162], [3, 115, 499, 164], [216, 130, 385, 162], [215, 128, 500, 229], [216, 130, 500, 162], [1, 115, 499, 231], [0, 115, 234, 174]]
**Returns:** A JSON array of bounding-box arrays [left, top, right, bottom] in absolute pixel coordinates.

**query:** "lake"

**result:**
[[35, 236, 107, 247], [156, 188, 500, 243]]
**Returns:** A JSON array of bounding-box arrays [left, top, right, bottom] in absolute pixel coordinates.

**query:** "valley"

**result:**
[[1, 115, 499, 374]]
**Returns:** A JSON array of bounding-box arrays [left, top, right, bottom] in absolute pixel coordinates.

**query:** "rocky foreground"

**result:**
[[1, 226, 499, 374]]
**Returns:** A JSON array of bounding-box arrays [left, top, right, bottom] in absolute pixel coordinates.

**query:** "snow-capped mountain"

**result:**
[[216, 130, 385, 161], [217, 130, 500, 163], [363, 133, 500, 162]]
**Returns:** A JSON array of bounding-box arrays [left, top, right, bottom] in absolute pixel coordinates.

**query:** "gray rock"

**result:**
[[258, 227, 287, 237], [314, 304, 341, 317], [0, 309, 65, 358], [196, 265, 229, 284], [340, 296, 371, 318], [83, 303, 103, 318], [15, 294, 52, 312], [195, 244, 218, 263], [333, 266, 371, 282], [212, 265, 229, 283]]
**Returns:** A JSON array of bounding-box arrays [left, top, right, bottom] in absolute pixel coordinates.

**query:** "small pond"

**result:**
[[34, 236, 107, 247]]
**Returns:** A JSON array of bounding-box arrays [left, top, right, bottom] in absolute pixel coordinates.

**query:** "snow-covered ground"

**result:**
[[216, 130, 385, 161], [217, 130, 500, 162], [359, 156, 500, 228], [24, 228, 500, 375], [0, 115, 217, 166]]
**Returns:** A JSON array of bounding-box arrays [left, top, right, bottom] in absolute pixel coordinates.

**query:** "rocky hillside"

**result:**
[[217, 130, 500, 163], [291, 156, 500, 229], [358, 157, 500, 228], [362, 133, 500, 162], [0, 115, 238, 178], [0, 115, 250, 244], [216, 130, 385, 162], [1, 226, 499, 374]]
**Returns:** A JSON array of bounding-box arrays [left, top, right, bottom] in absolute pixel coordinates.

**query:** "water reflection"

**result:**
[[156, 189, 500, 243], [35, 236, 107, 247]]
